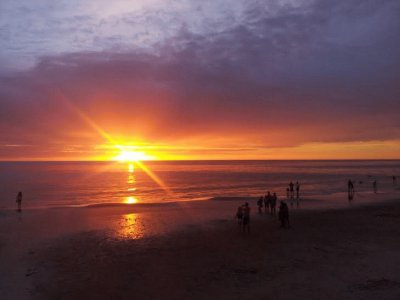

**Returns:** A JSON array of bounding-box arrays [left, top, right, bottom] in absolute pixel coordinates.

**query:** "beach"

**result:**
[[1, 191, 400, 299], [1, 0, 400, 297]]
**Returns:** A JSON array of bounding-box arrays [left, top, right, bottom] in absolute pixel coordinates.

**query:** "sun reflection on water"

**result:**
[[117, 213, 144, 239], [124, 162, 139, 204], [127, 174, 135, 184]]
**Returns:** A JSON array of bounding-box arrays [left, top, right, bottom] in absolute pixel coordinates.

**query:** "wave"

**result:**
[[47, 196, 258, 209]]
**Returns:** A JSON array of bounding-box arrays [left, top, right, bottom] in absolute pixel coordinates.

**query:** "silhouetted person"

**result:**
[[257, 196, 263, 214], [347, 180, 355, 201], [242, 202, 250, 233], [279, 201, 290, 228], [373, 180, 377, 193], [271, 193, 277, 215], [347, 180, 354, 194], [264, 192, 271, 213], [236, 206, 243, 228], [289, 182, 294, 199], [287, 187, 293, 206], [295, 181, 300, 199], [393, 176, 397, 185], [16, 191, 22, 212]]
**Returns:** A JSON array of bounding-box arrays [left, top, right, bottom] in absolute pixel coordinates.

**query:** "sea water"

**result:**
[[0, 160, 399, 209]]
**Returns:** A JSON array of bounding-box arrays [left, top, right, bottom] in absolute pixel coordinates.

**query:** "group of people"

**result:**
[[348, 176, 394, 199], [257, 191, 278, 215], [238, 190, 291, 232], [286, 181, 300, 200]]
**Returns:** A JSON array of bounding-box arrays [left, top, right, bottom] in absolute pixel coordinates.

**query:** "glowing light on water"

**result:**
[[117, 213, 144, 239], [127, 174, 135, 184]]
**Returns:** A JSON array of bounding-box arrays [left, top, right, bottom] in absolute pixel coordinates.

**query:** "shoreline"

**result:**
[[1, 189, 398, 211]]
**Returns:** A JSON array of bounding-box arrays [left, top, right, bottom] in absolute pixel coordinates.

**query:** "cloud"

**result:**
[[0, 0, 399, 159]]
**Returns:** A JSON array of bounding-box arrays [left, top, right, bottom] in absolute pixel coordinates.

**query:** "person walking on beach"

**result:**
[[264, 192, 271, 214], [16, 191, 22, 212], [279, 201, 290, 228], [236, 205, 243, 228], [271, 193, 277, 215], [242, 203, 250, 233], [373, 180, 377, 193], [295, 181, 300, 199], [289, 182, 294, 199], [257, 196, 263, 214], [393, 176, 396, 185]]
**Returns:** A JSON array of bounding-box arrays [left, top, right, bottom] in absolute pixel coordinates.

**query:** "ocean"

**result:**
[[0, 160, 399, 209]]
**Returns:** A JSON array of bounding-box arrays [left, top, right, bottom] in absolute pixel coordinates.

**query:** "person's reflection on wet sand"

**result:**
[[16, 191, 22, 212], [348, 190, 354, 201]]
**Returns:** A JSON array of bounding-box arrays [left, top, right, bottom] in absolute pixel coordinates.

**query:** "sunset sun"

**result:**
[[114, 147, 153, 162]]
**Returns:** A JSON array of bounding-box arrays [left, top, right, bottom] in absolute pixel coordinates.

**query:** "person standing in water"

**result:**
[[373, 180, 377, 193], [348, 180, 354, 194], [295, 181, 300, 199], [289, 182, 294, 199], [16, 191, 22, 212]]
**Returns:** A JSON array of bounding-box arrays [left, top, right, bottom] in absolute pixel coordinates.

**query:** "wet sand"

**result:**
[[2, 193, 400, 299]]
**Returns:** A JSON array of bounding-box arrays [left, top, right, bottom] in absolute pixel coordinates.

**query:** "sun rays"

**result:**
[[54, 90, 171, 202]]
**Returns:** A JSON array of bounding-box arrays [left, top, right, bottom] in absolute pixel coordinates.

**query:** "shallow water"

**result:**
[[0, 160, 399, 209]]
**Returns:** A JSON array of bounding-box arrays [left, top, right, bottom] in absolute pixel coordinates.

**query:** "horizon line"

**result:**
[[1, 158, 400, 163]]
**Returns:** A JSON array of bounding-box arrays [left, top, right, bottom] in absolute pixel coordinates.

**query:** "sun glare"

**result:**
[[114, 148, 152, 162], [125, 196, 138, 204]]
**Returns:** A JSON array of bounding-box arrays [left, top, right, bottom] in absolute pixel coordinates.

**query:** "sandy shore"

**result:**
[[2, 193, 400, 299]]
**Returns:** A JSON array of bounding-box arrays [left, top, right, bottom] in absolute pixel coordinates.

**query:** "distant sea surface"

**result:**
[[0, 160, 399, 209]]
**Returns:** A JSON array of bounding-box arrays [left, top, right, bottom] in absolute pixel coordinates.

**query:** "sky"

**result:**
[[0, 0, 399, 160]]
